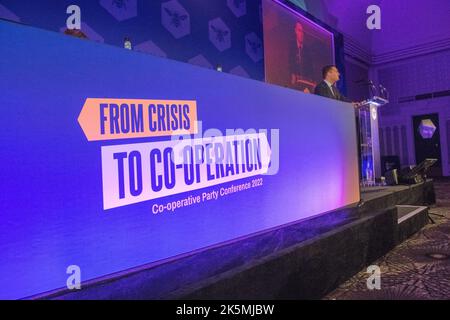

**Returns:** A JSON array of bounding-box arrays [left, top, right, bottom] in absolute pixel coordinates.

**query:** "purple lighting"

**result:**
[[0, 20, 359, 299]]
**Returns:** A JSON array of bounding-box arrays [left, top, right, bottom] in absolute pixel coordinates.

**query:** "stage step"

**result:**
[[396, 205, 429, 243]]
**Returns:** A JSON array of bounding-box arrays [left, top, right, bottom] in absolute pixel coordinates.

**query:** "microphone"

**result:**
[[354, 79, 377, 97], [378, 85, 389, 100], [379, 85, 384, 98], [368, 80, 377, 98]]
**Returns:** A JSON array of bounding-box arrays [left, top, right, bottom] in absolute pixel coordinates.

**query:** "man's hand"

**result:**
[[352, 102, 363, 109]]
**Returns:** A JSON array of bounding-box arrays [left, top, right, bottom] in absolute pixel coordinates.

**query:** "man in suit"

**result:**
[[289, 22, 316, 93], [316, 65, 362, 175], [314, 65, 352, 103]]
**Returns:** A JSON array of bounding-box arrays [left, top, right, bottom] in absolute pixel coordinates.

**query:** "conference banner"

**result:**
[[0, 21, 359, 299]]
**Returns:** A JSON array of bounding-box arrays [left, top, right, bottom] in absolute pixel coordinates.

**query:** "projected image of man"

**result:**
[[289, 22, 316, 93]]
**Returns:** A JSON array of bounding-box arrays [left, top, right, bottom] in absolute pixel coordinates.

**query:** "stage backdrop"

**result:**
[[0, 20, 359, 299], [0, 0, 265, 80], [0, 0, 347, 93]]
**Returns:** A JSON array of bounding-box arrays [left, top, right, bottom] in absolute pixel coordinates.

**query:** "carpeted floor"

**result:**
[[325, 178, 450, 300]]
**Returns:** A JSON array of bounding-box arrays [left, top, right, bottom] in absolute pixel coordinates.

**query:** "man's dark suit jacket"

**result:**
[[314, 80, 351, 103], [289, 41, 315, 82]]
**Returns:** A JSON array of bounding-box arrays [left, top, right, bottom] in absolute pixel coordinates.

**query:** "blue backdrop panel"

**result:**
[[0, 0, 264, 80], [0, 20, 359, 299]]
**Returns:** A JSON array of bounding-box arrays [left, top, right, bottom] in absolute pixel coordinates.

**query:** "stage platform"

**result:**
[[39, 181, 435, 300]]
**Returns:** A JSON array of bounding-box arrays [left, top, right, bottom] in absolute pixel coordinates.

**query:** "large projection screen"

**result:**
[[263, 0, 335, 93]]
